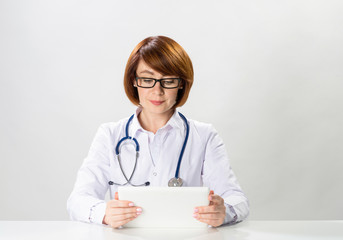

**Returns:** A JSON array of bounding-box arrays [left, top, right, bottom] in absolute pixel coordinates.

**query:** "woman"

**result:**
[[67, 36, 249, 228]]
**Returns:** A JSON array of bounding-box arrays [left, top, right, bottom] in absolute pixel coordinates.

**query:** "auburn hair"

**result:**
[[123, 36, 194, 108]]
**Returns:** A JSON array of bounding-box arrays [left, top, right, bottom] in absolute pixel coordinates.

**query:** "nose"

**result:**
[[152, 81, 164, 95]]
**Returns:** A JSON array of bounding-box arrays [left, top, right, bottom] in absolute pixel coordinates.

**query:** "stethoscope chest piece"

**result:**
[[168, 177, 183, 187]]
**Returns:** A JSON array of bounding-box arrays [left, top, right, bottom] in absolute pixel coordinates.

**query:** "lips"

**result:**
[[150, 100, 164, 106]]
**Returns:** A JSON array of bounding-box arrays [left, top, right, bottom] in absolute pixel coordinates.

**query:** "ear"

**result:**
[[178, 79, 184, 90]]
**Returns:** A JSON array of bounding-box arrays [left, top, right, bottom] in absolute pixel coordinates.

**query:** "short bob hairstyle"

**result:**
[[124, 36, 194, 108]]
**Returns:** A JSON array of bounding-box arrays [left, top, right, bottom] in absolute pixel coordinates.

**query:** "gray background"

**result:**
[[1, 0, 342, 221]]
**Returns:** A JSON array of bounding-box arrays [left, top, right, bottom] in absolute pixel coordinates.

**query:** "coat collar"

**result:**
[[129, 107, 185, 137]]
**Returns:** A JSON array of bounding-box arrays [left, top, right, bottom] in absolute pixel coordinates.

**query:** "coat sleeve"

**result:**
[[201, 124, 249, 225], [67, 123, 112, 224]]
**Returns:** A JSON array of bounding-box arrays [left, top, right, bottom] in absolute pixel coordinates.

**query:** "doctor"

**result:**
[[67, 36, 249, 228]]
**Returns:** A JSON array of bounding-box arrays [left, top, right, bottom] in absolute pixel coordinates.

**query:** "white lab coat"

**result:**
[[67, 108, 249, 225]]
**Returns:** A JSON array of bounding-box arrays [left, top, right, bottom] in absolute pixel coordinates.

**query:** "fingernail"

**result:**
[[209, 196, 213, 201], [136, 208, 142, 212], [129, 202, 134, 206], [194, 208, 198, 213], [137, 212, 142, 215], [193, 213, 198, 218]]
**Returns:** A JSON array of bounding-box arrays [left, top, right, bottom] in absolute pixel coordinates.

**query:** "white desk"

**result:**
[[0, 221, 342, 240]]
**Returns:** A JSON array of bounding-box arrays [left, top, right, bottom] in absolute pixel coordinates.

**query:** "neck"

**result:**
[[138, 109, 175, 134]]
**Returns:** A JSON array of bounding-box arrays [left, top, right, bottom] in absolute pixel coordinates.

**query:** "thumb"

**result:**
[[115, 192, 119, 200], [209, 190, 214, 198], [209, 190, 214, 204]]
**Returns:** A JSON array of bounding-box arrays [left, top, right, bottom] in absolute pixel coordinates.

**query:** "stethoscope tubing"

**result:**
[[115, 115, 139, 155], [174, 112, 189, 179], [110, 112, 189, 187]]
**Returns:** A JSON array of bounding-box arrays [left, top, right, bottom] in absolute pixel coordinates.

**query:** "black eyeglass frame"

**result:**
[[135, 77, 182, 89]]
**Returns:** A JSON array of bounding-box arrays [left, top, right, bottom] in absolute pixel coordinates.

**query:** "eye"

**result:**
[[142, 79, 154, 84], [163, 79, 176, 85]]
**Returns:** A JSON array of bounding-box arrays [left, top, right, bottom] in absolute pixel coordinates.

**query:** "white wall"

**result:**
[[1, 0, 342, 220]]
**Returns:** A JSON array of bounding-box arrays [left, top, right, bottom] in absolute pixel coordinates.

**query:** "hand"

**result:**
[[193, 190, 226, 227], [102, 192, 142, 228]]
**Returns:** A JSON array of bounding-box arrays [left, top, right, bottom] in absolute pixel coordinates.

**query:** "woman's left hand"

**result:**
[[193, 190, 226, 227]]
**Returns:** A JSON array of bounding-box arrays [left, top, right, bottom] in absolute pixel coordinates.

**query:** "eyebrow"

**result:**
[[138, 70, 175, 78], [139, 70, 155, 75]]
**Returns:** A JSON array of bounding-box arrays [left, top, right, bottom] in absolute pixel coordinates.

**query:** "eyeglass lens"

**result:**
[[136, 78, 180, 89]]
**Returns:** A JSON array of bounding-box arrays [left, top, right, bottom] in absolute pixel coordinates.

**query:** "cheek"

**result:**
[[137, 89, 146, 100], [174, 93, 180, 102], [168, 91, 179, 100]]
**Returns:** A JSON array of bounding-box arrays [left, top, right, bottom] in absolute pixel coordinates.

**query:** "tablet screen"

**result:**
[[118, 187, 210, 228]]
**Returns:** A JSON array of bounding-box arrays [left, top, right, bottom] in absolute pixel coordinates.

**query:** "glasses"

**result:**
[[135, 77, 181, 89]]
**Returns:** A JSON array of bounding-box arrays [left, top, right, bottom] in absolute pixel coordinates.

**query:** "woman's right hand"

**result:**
[[102, 192, 142, 228]]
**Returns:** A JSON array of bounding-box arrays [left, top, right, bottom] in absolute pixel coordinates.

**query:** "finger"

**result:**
[[109, 210, 143, 228], [209, 190, 214, 197], [194, 212, 223, 220], [194, 205, 221, 214], [195, 216, 223, 227], [208, 190, 214, 203], [210, 195, 224, 205], [108, 200, 135, 208], [109, 212, 140, 221], [108, 206, 142, 215], [115, 192, 119, 200], [109, 216, 137, 229], [193, 210, 224, 228]]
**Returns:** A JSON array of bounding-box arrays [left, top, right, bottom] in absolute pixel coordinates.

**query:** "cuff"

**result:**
[[223, 202, 237, 225], [89, 201, 106, 224]]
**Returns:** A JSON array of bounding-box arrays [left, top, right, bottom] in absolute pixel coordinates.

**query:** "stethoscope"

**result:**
[[108, 112, 189, 187]]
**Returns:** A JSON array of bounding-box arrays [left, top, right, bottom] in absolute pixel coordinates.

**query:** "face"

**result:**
[[135, 59, 181, 117]]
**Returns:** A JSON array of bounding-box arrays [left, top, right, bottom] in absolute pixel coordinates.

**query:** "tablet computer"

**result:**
[[118, 187, 209, 228]]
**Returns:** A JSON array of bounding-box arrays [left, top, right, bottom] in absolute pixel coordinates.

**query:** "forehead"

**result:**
[[136, 59, 159, 75], [136, 59, 179, 78]]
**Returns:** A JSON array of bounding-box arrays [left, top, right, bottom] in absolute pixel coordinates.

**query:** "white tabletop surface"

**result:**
[[0, 220, 342, 240]]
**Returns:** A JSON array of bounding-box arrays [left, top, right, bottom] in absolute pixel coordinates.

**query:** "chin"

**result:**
[[145, 106, 174, 115]]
